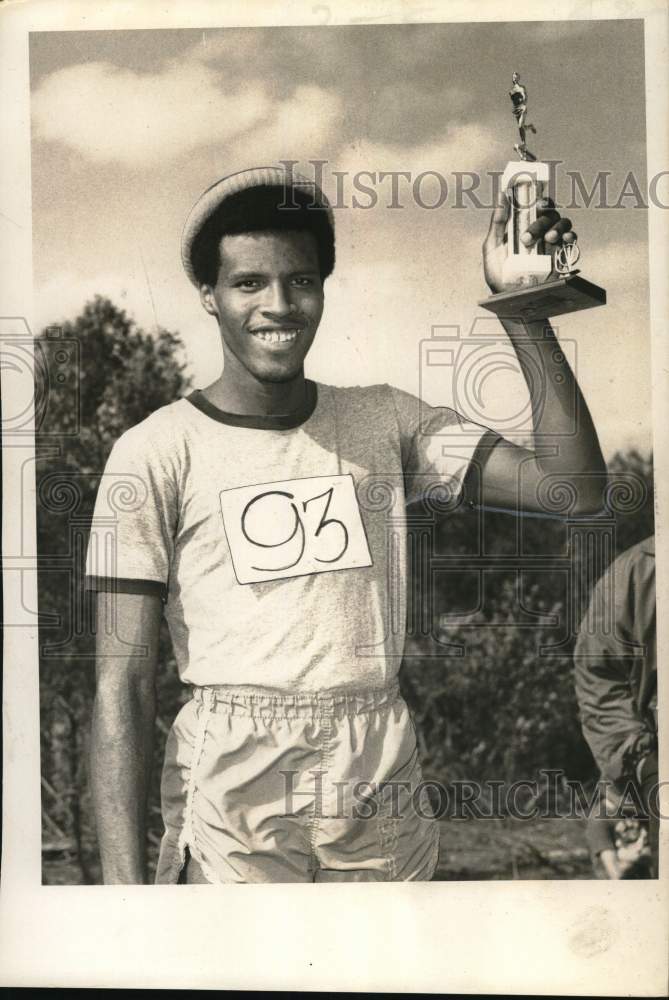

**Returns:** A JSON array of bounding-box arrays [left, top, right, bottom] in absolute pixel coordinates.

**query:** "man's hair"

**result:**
[[190, 184, 335, 287]]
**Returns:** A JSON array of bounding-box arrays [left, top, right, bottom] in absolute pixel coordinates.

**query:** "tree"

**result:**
[[37, 297, 191, 883]]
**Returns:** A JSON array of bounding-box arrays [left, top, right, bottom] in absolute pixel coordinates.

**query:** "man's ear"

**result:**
[[199, 284, 218, 317]]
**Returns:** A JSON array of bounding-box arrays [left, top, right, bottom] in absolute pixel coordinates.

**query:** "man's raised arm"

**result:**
[[90, 591, 162, 884]]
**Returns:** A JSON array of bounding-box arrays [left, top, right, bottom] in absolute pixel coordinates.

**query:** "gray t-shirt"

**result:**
[[85, 381, 492, 692]]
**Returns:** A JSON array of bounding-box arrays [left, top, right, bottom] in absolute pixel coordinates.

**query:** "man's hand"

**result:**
[[599, 848, 623, 880], [483, 192, 578, 294], [470, 192, 606, 516]]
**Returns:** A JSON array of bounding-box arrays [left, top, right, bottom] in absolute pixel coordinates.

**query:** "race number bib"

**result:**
[[220, 474, 373, 584]]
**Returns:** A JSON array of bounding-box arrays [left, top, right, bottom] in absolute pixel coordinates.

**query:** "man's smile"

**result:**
[[248, 327, 303, 345]]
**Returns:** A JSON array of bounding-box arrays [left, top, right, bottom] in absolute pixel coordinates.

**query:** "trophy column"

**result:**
[[501, 161, 552, 287]]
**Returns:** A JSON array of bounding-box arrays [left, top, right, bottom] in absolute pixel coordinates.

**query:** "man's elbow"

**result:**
[[530, 461, 608, 517], [567, 471, 609, 517], [571, 492, 608, 517]]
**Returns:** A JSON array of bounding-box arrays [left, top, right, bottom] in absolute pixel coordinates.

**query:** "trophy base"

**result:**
[[478, 274, 607, 323]]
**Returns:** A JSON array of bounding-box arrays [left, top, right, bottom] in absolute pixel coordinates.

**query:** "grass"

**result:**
[[434, 816, 594, 880]]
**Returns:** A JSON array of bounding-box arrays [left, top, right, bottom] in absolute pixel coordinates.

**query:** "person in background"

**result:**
[[574, 536, 658, 876]]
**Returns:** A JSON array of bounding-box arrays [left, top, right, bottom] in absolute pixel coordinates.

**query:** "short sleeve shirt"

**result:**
[[85, 381, 495, 692]]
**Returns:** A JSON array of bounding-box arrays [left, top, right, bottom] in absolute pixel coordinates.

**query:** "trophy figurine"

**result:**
[[479, 72, 607, 322]]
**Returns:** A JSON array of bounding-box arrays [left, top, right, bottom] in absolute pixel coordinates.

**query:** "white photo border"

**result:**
[[1, 0, 668, 992]]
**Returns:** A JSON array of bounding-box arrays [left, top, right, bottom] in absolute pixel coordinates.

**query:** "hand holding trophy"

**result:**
[[480, 72, 606, 322]]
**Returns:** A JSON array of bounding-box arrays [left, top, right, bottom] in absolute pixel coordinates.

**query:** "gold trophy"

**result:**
[[480, 72, 606, 322]]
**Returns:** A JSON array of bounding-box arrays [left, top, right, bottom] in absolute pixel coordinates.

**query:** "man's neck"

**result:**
[[201, 362, 308, 417]]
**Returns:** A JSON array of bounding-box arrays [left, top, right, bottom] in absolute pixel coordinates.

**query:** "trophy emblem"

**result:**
[[480, 72, 606, 322], [555, 240, 581, 275]]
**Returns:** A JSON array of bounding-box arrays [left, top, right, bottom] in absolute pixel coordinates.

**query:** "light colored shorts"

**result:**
[[155, 682, 440, 883]]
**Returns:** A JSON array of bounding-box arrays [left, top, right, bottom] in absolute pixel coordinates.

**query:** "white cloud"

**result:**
[[31, 28, 493, 177], [223, 85, 345, 172], [31, 59, 344, 169], [334, 124, 508, 183]]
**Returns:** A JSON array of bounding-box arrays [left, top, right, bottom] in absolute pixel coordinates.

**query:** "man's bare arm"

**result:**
[[90, 591, 162, 884], [477, 316, 605, 514]]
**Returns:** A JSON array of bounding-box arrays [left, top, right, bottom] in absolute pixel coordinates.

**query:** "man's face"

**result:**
[[200, 229, 325, 383]]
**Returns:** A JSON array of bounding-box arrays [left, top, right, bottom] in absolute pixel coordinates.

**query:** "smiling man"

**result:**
[[86, 165, 605, 884]]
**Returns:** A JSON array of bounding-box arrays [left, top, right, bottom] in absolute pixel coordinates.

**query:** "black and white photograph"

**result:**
[[1, 0, 668, 992]]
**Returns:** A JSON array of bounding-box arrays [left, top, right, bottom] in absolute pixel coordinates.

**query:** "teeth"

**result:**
[[251, 329, 301, 344]]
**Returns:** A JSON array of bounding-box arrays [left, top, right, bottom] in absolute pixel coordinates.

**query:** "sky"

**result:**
[[28, 19, 652, 458]]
